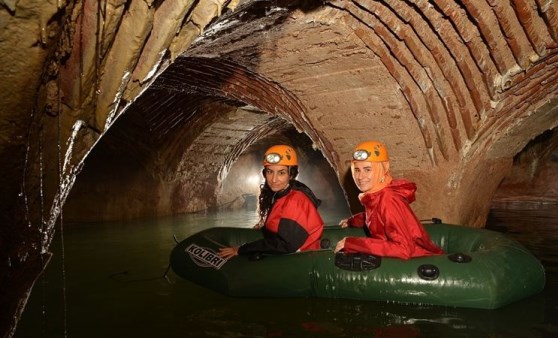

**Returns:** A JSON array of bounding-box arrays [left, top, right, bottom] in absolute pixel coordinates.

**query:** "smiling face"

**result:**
[[264, 165, 290, 192], [352, 161, 375, 193], [352, 160, 391, 193]]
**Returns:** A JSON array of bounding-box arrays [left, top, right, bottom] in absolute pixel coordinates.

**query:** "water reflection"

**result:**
[[487, 201, 558, 283], [165, 286, 547, 337], [16, 204, 558, 337]]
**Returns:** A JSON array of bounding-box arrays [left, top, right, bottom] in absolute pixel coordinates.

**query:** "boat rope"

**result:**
[[108, 234, 181, 284], [202, 235, 226, 248], [108, 262, 173, 284]]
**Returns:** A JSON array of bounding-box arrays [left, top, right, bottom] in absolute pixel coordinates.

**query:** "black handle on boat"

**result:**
[[420, 218, 442, 224], [335, 252, 382, 271], [417, 264, 440, 280]]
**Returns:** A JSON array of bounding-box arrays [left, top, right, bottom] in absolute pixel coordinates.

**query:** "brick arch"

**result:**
[[332, 0, 558, 166], [111, 56, 340, 214], [153, 55, 336, 165]]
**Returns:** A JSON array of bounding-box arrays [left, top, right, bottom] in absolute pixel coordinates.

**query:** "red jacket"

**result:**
[[239, 187, 324, 255], [344, 179, 444, 259]]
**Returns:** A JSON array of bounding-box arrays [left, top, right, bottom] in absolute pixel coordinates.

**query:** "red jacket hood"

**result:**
[[383, 179, 417, 204]]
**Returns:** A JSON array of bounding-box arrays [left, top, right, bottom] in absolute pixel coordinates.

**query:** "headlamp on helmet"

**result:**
[[353, 149, 370, 161], [263, 145, 298, 166], [265, 153, 282, 164], [352, 140, 389, 162]]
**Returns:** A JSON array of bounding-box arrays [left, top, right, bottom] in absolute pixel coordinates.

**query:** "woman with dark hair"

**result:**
[[218, 145, 324, 259]]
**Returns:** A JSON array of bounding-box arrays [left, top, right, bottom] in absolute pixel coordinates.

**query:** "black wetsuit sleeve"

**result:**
[[238, 218, 309, 255]]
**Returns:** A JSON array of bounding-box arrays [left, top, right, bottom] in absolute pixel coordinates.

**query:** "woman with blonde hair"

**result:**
[[335, 140, 443, 259]]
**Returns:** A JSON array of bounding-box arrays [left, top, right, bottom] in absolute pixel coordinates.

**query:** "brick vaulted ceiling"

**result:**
[[1, 0, 558, 334], [102, 0, 558, 224], [176, 0, 558, 165]]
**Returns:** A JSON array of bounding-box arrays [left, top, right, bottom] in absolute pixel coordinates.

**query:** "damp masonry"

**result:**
[[1, 0, 558, 336]]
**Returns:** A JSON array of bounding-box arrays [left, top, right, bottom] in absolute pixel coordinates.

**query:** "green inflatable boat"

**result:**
[[170, 223, 545, 309]]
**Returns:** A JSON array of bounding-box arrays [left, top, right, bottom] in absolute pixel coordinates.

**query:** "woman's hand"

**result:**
[[334, 237, 346, 253], [218, 246, 240, 259], [338, 218, 349, 228]]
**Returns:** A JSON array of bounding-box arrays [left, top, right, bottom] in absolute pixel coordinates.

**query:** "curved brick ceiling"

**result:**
[[127, 56, 327, 193], [95, 0, 558, 223], [123, 0, 558, 176], [122, 0, 557, 229], [176, 0, 558, 166], [336, 0, 557, 161], [146, 56, 317, 143]]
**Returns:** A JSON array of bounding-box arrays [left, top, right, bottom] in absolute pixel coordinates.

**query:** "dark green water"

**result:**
[[16, 205, 558, 337]]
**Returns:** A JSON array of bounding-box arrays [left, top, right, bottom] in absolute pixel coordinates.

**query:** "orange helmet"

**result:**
[[352, 140, 389, 162], [263, 145, 298, 166]]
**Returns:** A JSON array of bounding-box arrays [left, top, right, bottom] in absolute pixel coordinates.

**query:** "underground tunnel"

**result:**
[[2, 0, 558, 336]]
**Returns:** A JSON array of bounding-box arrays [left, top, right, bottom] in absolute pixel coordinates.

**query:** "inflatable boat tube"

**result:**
[[170, 223, 545, 309]]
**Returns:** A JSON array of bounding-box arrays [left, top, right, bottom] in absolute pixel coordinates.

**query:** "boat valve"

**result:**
[[417, 264, 440, 280], [447, 253, 472, 263]]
